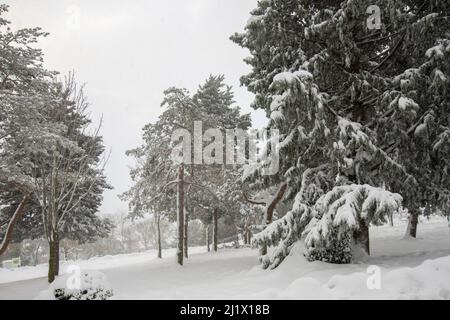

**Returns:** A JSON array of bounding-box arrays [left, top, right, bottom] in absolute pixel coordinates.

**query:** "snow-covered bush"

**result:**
[[304, 228, 352, 264], [255, 184, 402, 267], [304, 184, 402, 263], [37, 270, 113, 300]]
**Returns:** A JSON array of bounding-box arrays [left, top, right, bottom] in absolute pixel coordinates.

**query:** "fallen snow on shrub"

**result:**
[[36, 270, 113, 300]]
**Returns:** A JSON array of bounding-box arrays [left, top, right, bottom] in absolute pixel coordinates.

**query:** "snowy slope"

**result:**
[[0, 216, 449, 300]]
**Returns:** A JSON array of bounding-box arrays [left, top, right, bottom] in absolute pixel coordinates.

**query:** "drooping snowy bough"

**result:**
[[255, 184, 402, 268], [304, 185, 402, 263]]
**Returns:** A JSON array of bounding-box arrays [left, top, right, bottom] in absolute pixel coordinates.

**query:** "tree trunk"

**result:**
[[243, 216, 251, 246], [184, 208, 188, 259], [265, 183, 287, 224], [176, 164, 184, 266], [156, 213, 162, 259], [34, 240, 42, 266], [353, 220, 370, 255], [185, 163, 194, 258], [259, 244, 268, 256], [389, 213, 394, 227], [407, 212, 419, 238], [206, 224, 210, 252], [212, 209, 218, 252], [48, 233, 60, 283], [0, 194, 31, 256], [248, 183, 287, 257]]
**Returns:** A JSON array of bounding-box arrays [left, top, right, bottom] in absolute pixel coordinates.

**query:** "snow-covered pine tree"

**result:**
[[191, 75, 252, 251], [232, 0, 449, 268], [122, 94, 186, 260], [193, 75, 252, 130], [0, 74, 111, 282], [1, 6, 111, 277], [372, 16, 450, 237], [29, 77, 110, 283], [124, 76, 252, 259], [121, 121, 177, 259], [0, 4, 56, 240]]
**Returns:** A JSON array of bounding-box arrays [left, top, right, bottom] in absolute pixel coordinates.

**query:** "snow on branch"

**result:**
[[306, 184, 402, 244]]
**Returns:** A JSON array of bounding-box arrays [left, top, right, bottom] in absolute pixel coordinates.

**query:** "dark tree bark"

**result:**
[[407, 212, 419, 238], [156, 213, 162, 259], [176, 164, 184, 266], [184, 208, 188, 259], [265, 183, 287, 224], [212, 208, 218, 252], [205, 224, 210, 252], [353, 220, 370, 255], [0, 194, 31, 256], [259, 244, 268, 256], [260, 183, 287, 256], [48, 232, 60, 283]]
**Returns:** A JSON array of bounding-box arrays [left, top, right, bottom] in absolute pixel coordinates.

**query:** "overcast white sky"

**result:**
[[5, 0, 267, 215]]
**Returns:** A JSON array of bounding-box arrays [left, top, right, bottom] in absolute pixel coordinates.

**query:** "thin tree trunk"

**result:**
[[34, 240, 42, 266], [176, 164, 184, 266], [184, 207, 188, 259], [265, 183, 287, 224], [389, 213, 394, 227], [259, 243, 267, 256], [185, 163, 194, 258], [249, 183, 287, 257], [206, 224, 210, 252], [0, 194, 31, 256], [234, 232, 240, 248], [212, 209, 218, 252], [243, 216, 252, 246], [48, 232, 60, 283], [353, 220, 370, 255], [156, 213, 162, 259], [407, 212, 419, 238]]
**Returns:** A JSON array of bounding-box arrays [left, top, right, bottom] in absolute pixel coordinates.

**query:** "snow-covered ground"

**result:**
[[1, 216, 449, 300]]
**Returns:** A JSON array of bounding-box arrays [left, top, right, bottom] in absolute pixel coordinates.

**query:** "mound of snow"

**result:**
[[270, 253, 450, 299], [36, 270, 113, 300]]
